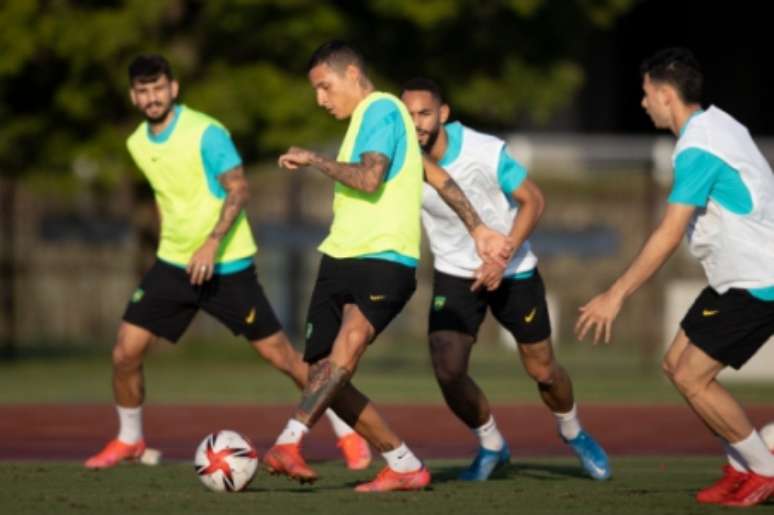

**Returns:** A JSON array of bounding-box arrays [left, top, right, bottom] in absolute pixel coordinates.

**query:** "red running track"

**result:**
[[1, 404, 773, 462]]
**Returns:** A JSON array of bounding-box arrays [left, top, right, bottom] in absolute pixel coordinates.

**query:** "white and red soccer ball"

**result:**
[[194, 430, 258, 492]]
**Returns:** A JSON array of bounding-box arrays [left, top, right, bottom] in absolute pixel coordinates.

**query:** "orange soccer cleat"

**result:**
[[262, 443, 318, 484], [337, 433, 372, 470], [719, 470, 774, 507], [696, 465, 749, 504], [354, 465, 431, 493], [84, 438, 146, 469]]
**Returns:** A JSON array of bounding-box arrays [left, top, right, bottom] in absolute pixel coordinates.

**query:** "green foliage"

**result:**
[[0, 0, 633, 187]]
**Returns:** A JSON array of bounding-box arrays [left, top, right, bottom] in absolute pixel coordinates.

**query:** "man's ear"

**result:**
[[345, 64, 360, 84], [170, 79, 180, 101], [440, 103, 450, 124]]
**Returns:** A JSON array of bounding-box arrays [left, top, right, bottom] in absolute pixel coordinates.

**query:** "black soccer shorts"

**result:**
[[681, 286, 774, 369], [302, 255, 416, 363], [123, 259, 282, 342], [428, 268, 552, 344]]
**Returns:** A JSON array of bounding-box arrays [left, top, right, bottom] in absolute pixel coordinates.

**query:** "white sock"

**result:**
[[116, 405, 143, 444], [553, 403, 582, 441], [473, 416, 505, 451], [382, 442, 422, 473], [275, 418, 309, 445], [730, 431, 774, 477], [723, 440, 749, 472], [324, 409, 355, 438]]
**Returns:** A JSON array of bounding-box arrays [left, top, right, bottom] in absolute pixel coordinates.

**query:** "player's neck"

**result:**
[[671, 103, 702, 137], [347, 83, 375, 117], [148, 104, 178, 135], [428, 126, 448, 163]]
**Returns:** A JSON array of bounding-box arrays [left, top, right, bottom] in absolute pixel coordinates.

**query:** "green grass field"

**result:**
[[2, 336, 774, 404], [0, 457, 754, 515]]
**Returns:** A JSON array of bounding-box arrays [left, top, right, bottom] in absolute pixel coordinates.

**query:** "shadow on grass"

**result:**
[[431, 460, 589, 484]]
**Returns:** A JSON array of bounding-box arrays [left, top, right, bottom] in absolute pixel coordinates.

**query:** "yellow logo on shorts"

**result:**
[[702, 309, 719, 317], [369, 294, 386, 302], [524, 307, 537, 323], [245, 307, 256, 324]]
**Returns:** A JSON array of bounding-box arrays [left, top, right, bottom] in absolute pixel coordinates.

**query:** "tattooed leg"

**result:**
[[294, 359, 352, 427]]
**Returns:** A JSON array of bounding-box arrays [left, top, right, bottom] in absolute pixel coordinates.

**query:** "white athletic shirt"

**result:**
[[422, 122, 538, 279], [671, 106, 774, 295]]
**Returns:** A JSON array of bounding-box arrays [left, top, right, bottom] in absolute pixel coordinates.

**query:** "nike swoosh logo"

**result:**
[[702, 309, 719, 317], [369, 294, 385, 302], [524, 307, 537, 323], [585, 460, 607, 479], [245, 308, 256, 324]]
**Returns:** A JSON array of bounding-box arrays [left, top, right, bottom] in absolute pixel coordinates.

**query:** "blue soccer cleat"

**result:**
[[458, 444, 511, 481], [564, 430, 611, 480]]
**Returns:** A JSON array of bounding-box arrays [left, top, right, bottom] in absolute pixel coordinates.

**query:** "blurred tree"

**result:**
[[0, 0, 632, 350], [0, 0, 633, 184]]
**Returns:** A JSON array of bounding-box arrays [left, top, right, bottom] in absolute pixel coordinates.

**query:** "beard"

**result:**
[[143, 101, 174, 124], [419, 126, 440, 152]]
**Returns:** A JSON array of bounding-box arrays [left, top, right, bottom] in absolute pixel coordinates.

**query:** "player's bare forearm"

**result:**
[[309, 152, 388, 193], [423, 156, 482, 232], [209, 166, 249, 242], [609, 204, 694, 300], [436, 177, 482, 232], [295, 359, 352, 427], [507, 179, 545, 254]]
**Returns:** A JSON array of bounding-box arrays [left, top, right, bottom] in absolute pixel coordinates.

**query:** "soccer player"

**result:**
[[261, 41, 512, 492], [84, 54, 371, 471], [576, 48, 774, 507], [400, 78, 611, 481]]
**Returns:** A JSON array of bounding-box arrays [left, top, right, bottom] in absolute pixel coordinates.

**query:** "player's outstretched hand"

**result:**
[[471, 262, 506, 292], [278, 146, 315, 170], [575, 290, 624, 345], [187, 238, 218, 286], [471, 225, 513, 268]]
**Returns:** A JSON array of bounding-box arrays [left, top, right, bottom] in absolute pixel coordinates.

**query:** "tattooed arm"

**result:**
[[187, 165, 249, 285], [278, 146, 389, 193], [422, 155, 513, 267]]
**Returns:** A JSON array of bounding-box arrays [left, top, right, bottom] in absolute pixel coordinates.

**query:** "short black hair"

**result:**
[[307, 40, 366, 74], [401, 77, 444, 103], [128, 54, 173, 84], [640, 47, 702, 104]]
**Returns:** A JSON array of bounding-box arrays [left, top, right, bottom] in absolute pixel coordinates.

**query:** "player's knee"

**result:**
[[521, 350, 555, 384], [429, 335, 468, 385], [671, 364, 701, 398], [254, 333, 296, 371], [112, 341, 142, 371], [661, 356, 677, 380], [343, 326, 370, 354], [525, 361, 554, 385], [433, 358, 467, 386]]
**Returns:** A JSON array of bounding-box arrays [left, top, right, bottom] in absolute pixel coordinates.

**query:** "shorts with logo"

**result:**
[[429, 268, 551, 344], [681, 286, 774, 369], [123, 259, 282, 343], [303, 254, 417, 363]]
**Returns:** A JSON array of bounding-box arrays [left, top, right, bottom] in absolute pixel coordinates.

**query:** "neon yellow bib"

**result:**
[[126, 106, 256, 265], [318, 92, 422, 259]]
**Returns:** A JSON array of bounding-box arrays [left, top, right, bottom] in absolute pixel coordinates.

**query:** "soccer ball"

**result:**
[[760, 422, 774, 451], [194, 430, 258, 492]]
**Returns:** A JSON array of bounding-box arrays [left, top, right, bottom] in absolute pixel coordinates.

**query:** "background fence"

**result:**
[[4, 133, 759, 372]]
